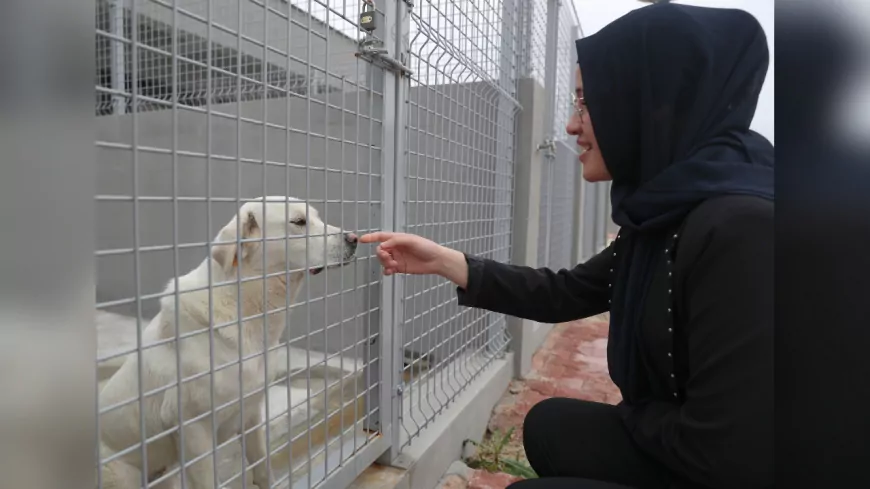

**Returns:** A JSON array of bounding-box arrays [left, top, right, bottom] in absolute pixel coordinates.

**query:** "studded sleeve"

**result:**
[[620, 200, 774, 488], [455, 243, 613, 323]]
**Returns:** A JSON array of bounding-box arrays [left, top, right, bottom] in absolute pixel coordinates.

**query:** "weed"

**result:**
[[464, 427, 538, 479]]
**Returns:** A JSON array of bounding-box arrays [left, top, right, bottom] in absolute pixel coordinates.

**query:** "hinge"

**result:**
[[537, 138, 556, 159], [356, 38, 413, 77]]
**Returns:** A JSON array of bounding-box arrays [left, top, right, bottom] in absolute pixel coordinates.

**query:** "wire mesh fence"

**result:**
[[518, 0, 549, 84], [95, 0, 387, 487], [396, 0, 518, 450], [93, 0, 586, 486]]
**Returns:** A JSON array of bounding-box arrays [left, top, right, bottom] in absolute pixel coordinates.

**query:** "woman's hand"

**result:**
[[359, 232, 469, 289]]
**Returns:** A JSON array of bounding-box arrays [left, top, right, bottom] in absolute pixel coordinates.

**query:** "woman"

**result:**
[[362, 4, 773, 489]]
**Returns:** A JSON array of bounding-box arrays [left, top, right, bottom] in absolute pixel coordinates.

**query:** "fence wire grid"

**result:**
[[396, 0, 519, 450], [93, 0, 587, 487]]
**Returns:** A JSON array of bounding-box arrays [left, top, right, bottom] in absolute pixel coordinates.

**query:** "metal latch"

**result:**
[[355, 0, 413, 77], [537, 138, 556, 158], [356, 38, 414, 77]]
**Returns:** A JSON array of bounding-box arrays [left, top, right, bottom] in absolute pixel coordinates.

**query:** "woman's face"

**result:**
[[566, 66, 611, 182]]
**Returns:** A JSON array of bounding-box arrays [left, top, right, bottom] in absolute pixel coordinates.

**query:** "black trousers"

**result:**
[[507, 398, 671, 489]]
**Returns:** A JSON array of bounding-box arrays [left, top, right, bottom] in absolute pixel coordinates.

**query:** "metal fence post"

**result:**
[[538, 0, 560, 269], [373, 0, 410, 465], [509, 78, 548, 377], [109, 0, 126, 115], [487, 0, 521, 360]]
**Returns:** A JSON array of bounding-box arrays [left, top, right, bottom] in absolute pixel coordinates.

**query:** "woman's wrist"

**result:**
[[437, 247, 469, 289]]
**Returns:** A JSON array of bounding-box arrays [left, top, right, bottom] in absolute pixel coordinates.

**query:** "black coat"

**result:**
[[456, 195, 773, 488]]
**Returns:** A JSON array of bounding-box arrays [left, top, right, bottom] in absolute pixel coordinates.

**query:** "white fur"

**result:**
[[98, 197, 357, 489]]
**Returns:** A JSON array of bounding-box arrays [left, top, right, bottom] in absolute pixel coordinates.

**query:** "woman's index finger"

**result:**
[[359, 232, 392, 244]]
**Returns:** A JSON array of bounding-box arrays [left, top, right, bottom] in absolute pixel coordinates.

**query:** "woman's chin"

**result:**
[[582, 165, 605, 183], [580, 154, 611, 182]]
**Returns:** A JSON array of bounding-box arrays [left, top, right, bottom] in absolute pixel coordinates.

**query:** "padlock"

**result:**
[[360, 3, 377, 32]]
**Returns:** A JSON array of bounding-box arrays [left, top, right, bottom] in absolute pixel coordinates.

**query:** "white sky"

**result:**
[[571, 0, 775, 143]]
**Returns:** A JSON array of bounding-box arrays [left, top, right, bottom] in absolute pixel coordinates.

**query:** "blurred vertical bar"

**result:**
[[109, 0, 126, 115], [0, 1, 95, 489]]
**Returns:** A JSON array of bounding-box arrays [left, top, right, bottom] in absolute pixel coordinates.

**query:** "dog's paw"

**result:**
[[253, 473, 274, 489]]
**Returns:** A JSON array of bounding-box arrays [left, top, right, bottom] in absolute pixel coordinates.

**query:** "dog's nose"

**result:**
[[345, 232, 359, 245]]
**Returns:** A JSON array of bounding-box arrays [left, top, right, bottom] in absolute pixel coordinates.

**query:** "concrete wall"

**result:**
[[133, 0, 362, 88], [96, 0, 366, 115]]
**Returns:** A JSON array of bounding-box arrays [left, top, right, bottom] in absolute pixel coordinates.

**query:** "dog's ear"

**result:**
[[211, 209, 261, 272]]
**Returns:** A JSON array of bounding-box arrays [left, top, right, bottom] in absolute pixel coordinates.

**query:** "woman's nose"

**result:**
[[566, 117, 581, 136]]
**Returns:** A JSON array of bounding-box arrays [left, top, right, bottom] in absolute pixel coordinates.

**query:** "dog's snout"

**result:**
[[345, 232, 359, 245]]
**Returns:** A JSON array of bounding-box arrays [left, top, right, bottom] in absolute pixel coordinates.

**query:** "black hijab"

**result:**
[[574, 4, 774, 402]]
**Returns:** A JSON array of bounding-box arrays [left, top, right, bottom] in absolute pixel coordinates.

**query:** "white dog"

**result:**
[[98, 197, 358, 489]]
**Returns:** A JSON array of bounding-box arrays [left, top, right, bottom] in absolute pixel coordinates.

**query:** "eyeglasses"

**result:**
[[571, 92, 586, 120]]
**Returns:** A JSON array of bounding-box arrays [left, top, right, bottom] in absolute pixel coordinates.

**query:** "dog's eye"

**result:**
[[290, 218, 306, 226]]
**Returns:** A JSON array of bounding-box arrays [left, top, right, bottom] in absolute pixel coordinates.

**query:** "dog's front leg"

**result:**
[[244, 408, 272, 489], [177, 420, 218, 489], [162, 394, 217, 489]]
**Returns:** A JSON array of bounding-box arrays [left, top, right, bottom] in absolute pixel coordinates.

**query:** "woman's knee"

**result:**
[[523, 397, 572, 440], [522, 397, 564, 443]]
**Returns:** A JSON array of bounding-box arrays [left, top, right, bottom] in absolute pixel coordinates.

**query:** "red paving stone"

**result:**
[[440, 316, 620, 489], [488, 317, 621, 439], [467, 470, 522, 489], [439, 474, 470, 489]]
